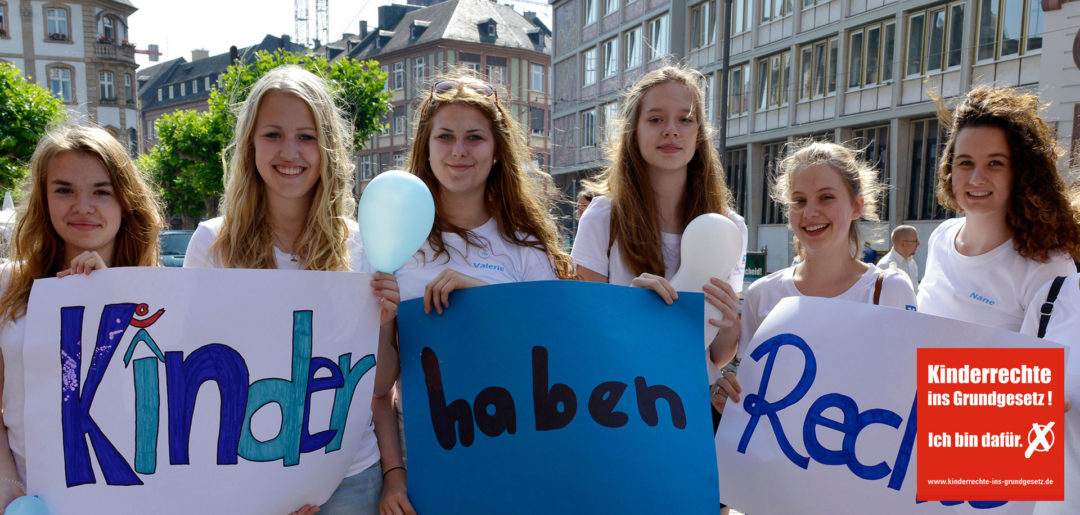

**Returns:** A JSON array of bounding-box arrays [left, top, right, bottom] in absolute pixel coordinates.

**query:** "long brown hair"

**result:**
[[214, 65, 355, 271], [405, 74, 574, 279], [585, 65, 734, 277], [0, 125, 162, 322], [935, 85, 1080, 261]]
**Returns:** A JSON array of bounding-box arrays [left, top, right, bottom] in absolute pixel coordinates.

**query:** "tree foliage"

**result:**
[[143, 49, 389, 222], [0, 63, 66, 192]]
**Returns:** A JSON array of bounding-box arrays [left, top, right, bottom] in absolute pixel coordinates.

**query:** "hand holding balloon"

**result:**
[[357, 171, 436, 273]]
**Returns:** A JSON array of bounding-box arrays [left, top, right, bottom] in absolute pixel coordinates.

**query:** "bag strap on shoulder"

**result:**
[[1037, 276, 1068, 338], [873, 274, 884, 305]]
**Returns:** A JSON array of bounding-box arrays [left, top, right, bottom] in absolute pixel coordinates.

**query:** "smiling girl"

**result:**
[[916, 86, 1080, 330], [183, 65, 402, 515], [0, 125, 162, 508]]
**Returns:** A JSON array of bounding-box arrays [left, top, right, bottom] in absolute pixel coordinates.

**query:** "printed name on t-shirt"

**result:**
[[473, 262, 506, 272], [968, 291, 996, 306]]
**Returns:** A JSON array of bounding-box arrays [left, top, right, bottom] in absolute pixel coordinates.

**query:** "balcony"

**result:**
[[94, 40, 136, 63]]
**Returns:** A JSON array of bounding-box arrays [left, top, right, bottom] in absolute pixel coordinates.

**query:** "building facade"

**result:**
[[551, 0, 1080, 274], [0, 0, 139, 154], [332, 0, 553, 192]]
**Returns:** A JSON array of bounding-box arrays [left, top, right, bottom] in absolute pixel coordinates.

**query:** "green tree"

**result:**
[[0, 63, 66, 192], [144, 49, 390, 223]]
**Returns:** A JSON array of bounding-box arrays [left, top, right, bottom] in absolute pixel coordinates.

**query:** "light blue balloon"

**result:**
[[358, 170, 435, 273], [6, 495, 49, 515]]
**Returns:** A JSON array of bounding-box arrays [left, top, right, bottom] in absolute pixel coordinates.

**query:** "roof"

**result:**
[[342, 0, 551, 61], [138, 34, 308, 112]]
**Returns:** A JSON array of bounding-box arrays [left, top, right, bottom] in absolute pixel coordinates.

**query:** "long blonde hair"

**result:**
[[213, 65, 355, 270], [0, 125, 162, 322], [405, 74, 574, 279], [585, 65, 734, 277], [770, 140, 882, 259]]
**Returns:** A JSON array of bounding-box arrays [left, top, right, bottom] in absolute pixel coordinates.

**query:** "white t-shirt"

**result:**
[[184, 216, 380, 477], [876, 249, 919, 292], [740, 265, 917, 348], [571, 195, 749, 291], [1020, 274, 1079, 515], [395, 217, 558, 302], [0, 264, 28, 482], [917, 218, 1076, 332]]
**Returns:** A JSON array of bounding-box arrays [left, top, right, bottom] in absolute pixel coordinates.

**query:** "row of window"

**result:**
[[155, 76, 217, 103], [381, 56, 548, 95], [46, 66, 134, 104], [581, 15, 668, 86], [2, 5, 128, 42]]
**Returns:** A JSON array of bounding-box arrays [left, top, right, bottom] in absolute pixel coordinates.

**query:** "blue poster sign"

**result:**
[[398, 280, 720, 514]]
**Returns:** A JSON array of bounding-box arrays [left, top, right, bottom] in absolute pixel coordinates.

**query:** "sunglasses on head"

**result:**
[[431, 80, 498, 102]]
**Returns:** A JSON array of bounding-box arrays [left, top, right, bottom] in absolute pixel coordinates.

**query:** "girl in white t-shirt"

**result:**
[[182, 66, 403, 515], [916, 86, 1080, 330], [374, 74, 575, 507], [0, 125, 163, 509], [1021, 274, 1078, 515], [715, 141, 916, 412], [571, 65, 748, 377]]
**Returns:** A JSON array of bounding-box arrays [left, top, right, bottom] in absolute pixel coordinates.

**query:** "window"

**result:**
[[180, 82, 185, 96], [648, 15, 669, 61], [460, 53, 482, 74], [530, 63, 545, 92], [125, 74, 133, 102], [47, 7, 68, 39], [851, 125, 890, 218], [204, 76, 211, 91], [393, 62, 404, 90], [732, 0, 752, 34], [530, 107, 545, 136], [691, 1, 716, 50], [700, 73, 715, 122], [725, 148, 748, 214], [168, 84, 174, 99], [760, 0, 792, 23], [0, 5, 6, 38], [156, 88, 162, 102], [360, 155, 374, 181], [624, 28, 642, 69], [798, 36, 838, 100], [393, 106, 405, 135], [128, 128, 137, 157], [906, 2, 964, 76], [381, 66, 389, 91], [756, 51, 791, 111], [487, 57, 507, 85], [192, 78, 198, 94], [415, 57, 426, 87], [605, 0, 618, 15], [103, 16, 114, 40], [487, 23, 497, 37], [380, 113, 390, 136], [582, 47, 598, 85], [907, 118, 948, 220], [584, 0, 596, 25], [977, 0, 1043, 61], [601, 38, 618, 79], [582, 110, 597, 148], [393, 151, 406, 169], [729, 63, 751, 115], [601, 102, 618, 142], [847, 22, 895, 89], [99, 71, 114, 101], [761, 141, 786, 225], [48, 67, 72, 102]]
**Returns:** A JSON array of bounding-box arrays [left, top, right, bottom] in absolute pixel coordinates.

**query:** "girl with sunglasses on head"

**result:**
[[0, 125, 162, 509], [371, 73, 575, 511], [916, 86, 1080, 331], [571, 65, 747, 395], [183, 65, 401, 515]]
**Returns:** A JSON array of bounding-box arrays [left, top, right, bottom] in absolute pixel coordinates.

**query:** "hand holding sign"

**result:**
[[358, 170, 436, 273], [669, 213, 743, 350]]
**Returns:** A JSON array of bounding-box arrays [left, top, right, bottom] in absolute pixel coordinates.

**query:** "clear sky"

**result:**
[[128, 0, 551, 68]]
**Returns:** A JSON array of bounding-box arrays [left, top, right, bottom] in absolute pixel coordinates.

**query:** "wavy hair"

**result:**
[[405, 73, 575, 279], [770, 140, 882, 259], [213, 65, 356, 270], [935, 85, 1080, 261], [1, 125, 162, 322], [584, 65, 733, 277]]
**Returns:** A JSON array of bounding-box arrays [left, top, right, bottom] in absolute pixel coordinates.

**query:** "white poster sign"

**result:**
[[715, 297, 1058, 515], [21, 268, 380, 514]]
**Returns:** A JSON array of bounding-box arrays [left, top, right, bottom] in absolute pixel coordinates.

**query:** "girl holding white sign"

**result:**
[[0, 125, 163, 509], [916, 86, 1080, 330], [714, 141, 916, 412], [571, 65, 748, 372], [182, 66, 405, 515]]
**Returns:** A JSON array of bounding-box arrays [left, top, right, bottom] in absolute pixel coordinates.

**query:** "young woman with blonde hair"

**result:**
[[183, 65, 403, 515], [0, 125, 162, 508]]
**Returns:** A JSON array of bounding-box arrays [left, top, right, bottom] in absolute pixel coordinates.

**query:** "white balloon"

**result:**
[[669, 213, 743, 356]]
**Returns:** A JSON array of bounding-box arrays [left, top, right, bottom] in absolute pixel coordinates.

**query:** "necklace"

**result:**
[[273, 233, 300, 264]]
